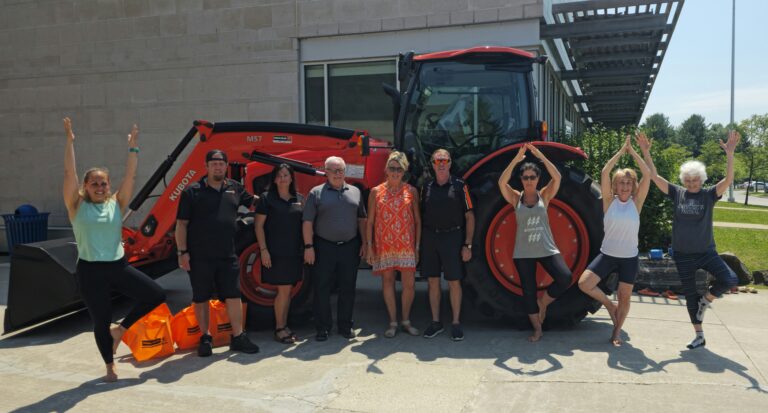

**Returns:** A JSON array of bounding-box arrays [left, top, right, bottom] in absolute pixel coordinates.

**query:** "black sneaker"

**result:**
[[340, 328, 356, 339], [450, 323, 464, 342], [230, 332, 260, 354], [316, 330, 329, 342], [197, 334, 213, 357], [423, 321, 444, 339]]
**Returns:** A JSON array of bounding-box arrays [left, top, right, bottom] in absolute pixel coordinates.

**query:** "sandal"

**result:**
[[400, 320, 420, 336], [284, 327, 298, 341], [662, 290, 679, 300], [274, 327, 295, 344], [384, 322, 398, 338], [637, 287, 661, 297]]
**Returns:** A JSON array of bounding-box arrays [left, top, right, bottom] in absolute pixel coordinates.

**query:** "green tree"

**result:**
[[676, 114, 707, 156], [699, 140, 727, 182], [739, 114, 768, 203], [641, 113, 675, 148], [565, 126, 674, 250]]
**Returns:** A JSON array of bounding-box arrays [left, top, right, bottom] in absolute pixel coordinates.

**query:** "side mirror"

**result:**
[[398, 51, 415, 82], [382, 83, 400, 107]]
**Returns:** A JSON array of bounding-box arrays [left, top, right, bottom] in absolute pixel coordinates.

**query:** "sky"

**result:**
[[641, 0, 768, 127]]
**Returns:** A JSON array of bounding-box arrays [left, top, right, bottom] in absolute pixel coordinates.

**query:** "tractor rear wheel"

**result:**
[[464, 165, 604, 328]]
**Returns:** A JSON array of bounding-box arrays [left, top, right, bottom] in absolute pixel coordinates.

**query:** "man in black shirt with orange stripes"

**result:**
[[420, 149, 475, 341]]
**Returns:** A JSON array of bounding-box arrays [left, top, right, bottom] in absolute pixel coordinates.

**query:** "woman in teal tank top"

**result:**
[[498, 143, 574, 342], [63, 118, 165, 382]]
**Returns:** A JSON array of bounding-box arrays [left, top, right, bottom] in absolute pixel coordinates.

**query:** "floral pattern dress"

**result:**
[[371, 182, 417, 274]]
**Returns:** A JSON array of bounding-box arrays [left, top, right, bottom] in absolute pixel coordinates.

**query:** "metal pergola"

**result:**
[[541, 0, 685, 129]]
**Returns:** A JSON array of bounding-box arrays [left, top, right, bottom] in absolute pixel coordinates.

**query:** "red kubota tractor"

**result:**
[[4, 46, 603, 334]]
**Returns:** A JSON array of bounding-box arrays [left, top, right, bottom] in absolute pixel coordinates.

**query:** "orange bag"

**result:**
[[170, 305, 202, 350], [121, 303, 175, 362], [209, 300, 247, 347]]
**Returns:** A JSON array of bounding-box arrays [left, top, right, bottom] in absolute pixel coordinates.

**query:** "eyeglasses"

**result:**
[[387, 166, 405, 173], [327, 168, 345, 175], [521, 175, 538, 181], [433, 158, 451, 166]]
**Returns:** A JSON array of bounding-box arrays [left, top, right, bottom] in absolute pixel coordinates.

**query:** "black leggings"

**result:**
[[514, 254, 572, 315], [76, 258, 166, 364]]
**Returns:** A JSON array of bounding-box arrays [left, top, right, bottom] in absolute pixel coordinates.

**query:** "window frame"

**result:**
[[300, 57, 399, 129]]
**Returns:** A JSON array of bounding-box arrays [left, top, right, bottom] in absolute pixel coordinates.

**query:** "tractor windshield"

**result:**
[[402, 59, 532, 168]]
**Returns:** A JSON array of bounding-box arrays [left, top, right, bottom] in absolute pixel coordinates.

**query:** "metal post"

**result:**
[[727, 0, 736, 202]]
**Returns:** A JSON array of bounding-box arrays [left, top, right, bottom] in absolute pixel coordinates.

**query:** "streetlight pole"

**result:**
[[727, 0, 736, 202]]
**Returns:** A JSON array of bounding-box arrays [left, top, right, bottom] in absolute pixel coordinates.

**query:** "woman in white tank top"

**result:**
[[578, 134, 651, 346]]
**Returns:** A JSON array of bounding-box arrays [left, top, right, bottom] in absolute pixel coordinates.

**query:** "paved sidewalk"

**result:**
[[713, 222, 768, 230], [1, 265, 767, 412]]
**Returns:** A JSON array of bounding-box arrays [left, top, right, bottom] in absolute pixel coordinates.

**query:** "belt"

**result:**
[[316, 236, 357, 246], [425, 225, 463, 234]]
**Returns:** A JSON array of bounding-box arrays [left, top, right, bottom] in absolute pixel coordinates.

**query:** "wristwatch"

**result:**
[[177, 250, 188, 256], [463, 244, 472, 249], [304, 244, 314, 249]]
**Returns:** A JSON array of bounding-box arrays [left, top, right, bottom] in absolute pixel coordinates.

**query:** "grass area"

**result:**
[[715, 201, 768, 210], [714, 227, 768, 271], [713, 208, 768, 225]]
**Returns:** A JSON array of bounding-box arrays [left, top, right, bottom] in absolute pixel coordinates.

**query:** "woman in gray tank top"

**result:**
[[498, 143, 573, 342]]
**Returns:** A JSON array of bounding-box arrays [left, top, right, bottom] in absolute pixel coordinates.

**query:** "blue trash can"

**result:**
[[3, 205, 50, 255]]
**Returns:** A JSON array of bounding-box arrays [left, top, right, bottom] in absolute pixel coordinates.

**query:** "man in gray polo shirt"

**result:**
[[303, 156, 367, 341]]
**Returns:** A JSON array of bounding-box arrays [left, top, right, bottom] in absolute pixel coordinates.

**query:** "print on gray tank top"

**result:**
[[513, 191, 560, 259]]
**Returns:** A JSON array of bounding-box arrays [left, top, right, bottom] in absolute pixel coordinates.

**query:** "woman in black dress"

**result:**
[[255, 164, 305, 344]]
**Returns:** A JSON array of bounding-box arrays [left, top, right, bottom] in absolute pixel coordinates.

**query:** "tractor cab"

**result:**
[[386, 46, 545, 184]]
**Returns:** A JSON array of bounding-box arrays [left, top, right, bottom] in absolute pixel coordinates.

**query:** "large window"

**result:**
[[303, 60, 396, 141]]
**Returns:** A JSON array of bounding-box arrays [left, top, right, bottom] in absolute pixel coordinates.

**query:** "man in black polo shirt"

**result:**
[[302, 156, 367, 341], [175, 149, 260, 357], [421, 148, 475, 341]]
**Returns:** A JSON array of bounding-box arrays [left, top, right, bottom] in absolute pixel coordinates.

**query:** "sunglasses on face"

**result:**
[[433, 158, 451, 166], [521, 175, 538, 181], [327, 168, 345, 175], [387, 166, 405, 173]]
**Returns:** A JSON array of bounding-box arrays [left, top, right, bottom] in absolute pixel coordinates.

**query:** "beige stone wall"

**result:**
[[0, 0, 542, 241]]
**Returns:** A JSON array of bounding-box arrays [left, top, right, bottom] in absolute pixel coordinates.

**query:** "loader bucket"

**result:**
[[3, 238, 179, 334], [3, 238, 81, 334]]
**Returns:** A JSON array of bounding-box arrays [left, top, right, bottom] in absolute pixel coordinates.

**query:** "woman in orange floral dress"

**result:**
[[366, 151, 421, 338]]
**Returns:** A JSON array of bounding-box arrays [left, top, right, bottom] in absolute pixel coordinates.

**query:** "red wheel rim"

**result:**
[[239, 243, 305, 306], [484, 199, 590, 296]]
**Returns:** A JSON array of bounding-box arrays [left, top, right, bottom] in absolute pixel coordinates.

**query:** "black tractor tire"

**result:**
[[235, 218, 313, 331], [464, 164, 604, 329]]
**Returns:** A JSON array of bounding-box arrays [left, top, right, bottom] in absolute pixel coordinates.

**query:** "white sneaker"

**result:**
[[687, 335, 706, 349]]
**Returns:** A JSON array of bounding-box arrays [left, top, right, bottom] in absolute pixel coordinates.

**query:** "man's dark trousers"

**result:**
[[312, 237, 361, 334]]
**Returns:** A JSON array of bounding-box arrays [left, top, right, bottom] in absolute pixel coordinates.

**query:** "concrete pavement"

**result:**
[[728, 190, 768, 207], [1, 264, 767, 412]]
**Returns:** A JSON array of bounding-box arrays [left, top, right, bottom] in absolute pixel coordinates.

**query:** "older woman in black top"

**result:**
[[255, 164, 305, 344]]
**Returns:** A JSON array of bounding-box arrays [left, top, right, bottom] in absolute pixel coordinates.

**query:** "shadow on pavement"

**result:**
[[658, 348, 768, 393]]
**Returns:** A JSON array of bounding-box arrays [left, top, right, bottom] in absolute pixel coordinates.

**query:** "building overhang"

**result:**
[[541, 0, 685, 129]]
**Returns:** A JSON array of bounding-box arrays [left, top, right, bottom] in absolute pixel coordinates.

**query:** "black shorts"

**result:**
[[188, 255, 241, 303], [586, 253, 639, 285], [262, 255, 303, 285], [420, 228, 464, 281]]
